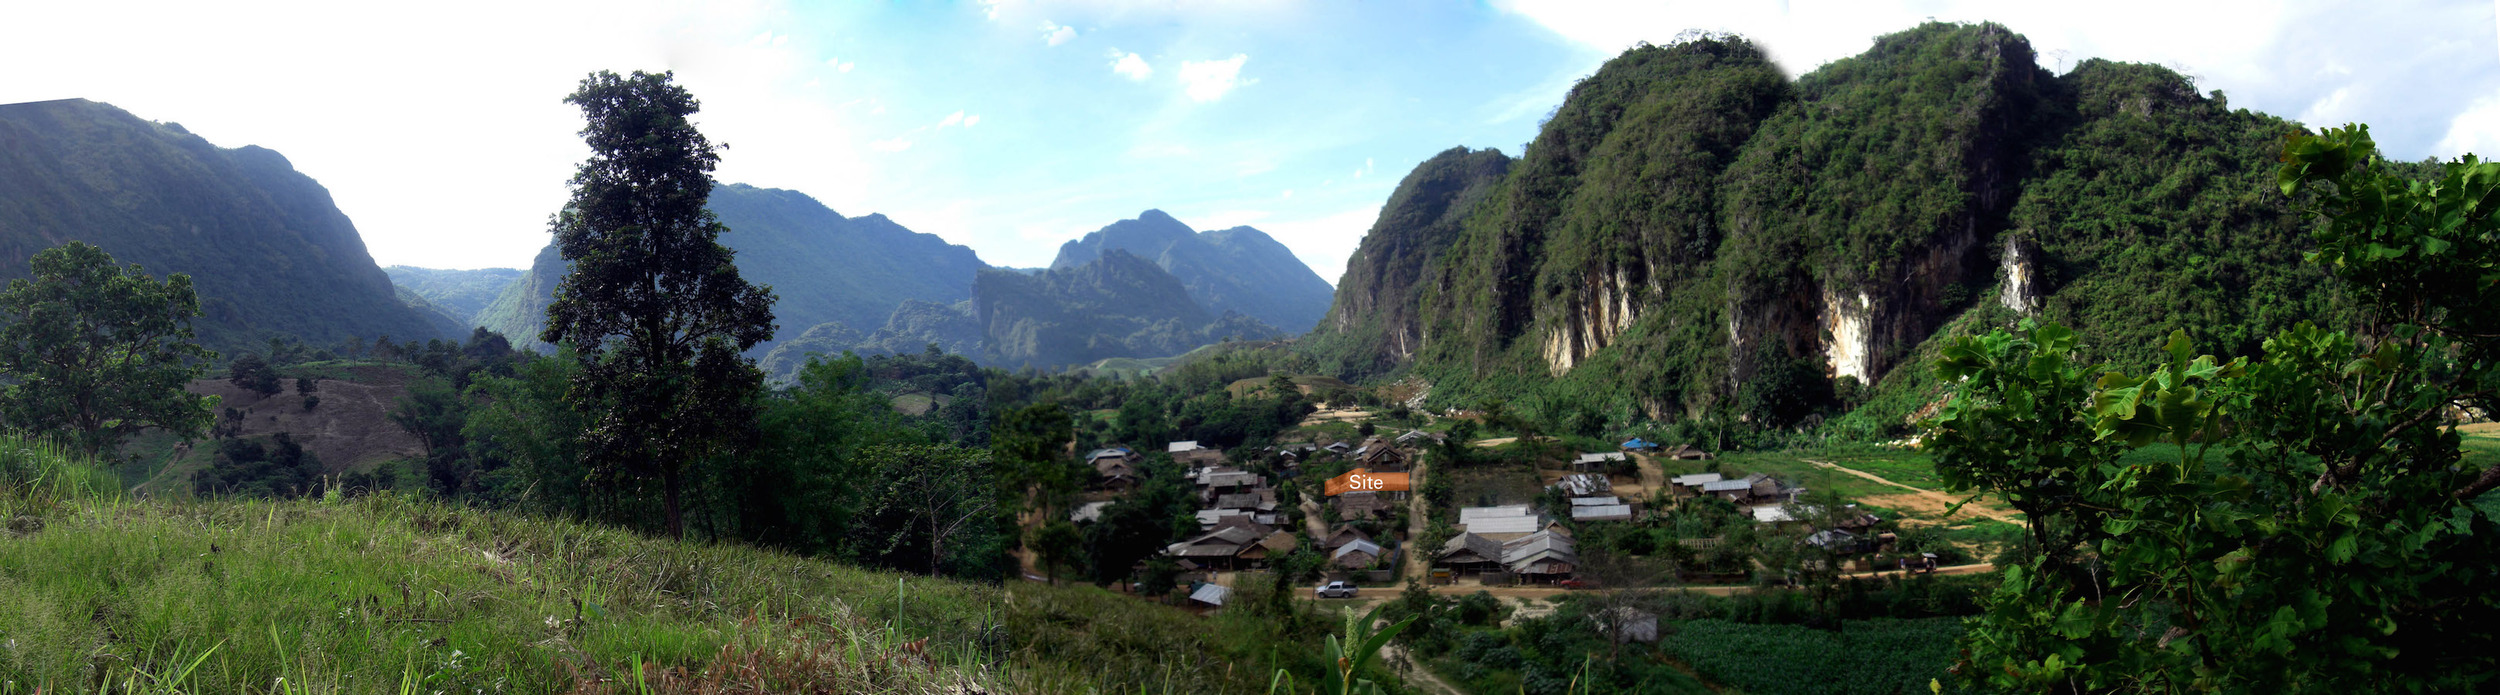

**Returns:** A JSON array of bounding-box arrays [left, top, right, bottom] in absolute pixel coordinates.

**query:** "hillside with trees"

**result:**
[[1309, 23, 2355, 442], [976, 249, 1283, 369], [0, 98, 449, 354]]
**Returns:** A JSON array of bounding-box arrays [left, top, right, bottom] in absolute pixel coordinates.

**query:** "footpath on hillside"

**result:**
[[1801, 458, 2025, 525]]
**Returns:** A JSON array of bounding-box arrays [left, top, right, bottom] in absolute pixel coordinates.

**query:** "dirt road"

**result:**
[[1803, 459, 2025, 525], [1402, 451, 1434, 582]]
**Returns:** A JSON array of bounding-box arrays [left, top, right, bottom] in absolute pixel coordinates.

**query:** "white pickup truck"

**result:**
[[1314, 580, 1359, 599]]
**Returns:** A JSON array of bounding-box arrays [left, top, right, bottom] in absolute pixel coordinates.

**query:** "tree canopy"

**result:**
[[1924, 125, 2500, 692], [0, 241, 216, 454], [541, 70, 777, 539]]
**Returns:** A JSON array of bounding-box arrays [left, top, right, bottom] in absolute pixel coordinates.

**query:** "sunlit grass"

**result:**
[[0, 435, 1007, 694]]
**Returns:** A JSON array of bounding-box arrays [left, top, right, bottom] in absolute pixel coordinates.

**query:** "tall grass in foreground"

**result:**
[[0, 458, 1008, 694], [1003, 581, 1405, 695]]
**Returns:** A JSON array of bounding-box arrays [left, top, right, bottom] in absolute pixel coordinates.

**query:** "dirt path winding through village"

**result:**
[[1801, 459, 2025, 526], [1402, 451, 1433, 583]]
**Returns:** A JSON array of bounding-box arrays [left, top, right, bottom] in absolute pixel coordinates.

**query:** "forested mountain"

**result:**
[[978, 249, 1280, 369], [383, 266, 522, 328], [1050, 209, 1335, 333], [476, 183, 988, 354], [0, 99, 447, 353], [1310, 23, 2352, 432]]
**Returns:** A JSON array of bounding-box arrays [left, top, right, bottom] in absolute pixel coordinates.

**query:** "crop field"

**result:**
[[1656, 618, 1965, 695]]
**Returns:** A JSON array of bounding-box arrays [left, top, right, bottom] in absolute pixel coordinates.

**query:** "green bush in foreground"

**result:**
[[1658, 618, 1964, 695], [0, 467, 1004, 693]]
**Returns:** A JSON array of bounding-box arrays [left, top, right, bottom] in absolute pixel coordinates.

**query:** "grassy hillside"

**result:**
[[0, 434, 1005, 693]]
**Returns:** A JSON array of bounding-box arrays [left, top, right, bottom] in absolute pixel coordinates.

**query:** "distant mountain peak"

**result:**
[[1045, 210, 1333, 333]]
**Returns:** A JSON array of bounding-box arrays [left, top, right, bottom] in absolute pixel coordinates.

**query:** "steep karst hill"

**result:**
[[475, 183, 989, 354], [1050, 209, 1336, 333], [0, 99, 448, 353], [1311, 23, 2351, 428]]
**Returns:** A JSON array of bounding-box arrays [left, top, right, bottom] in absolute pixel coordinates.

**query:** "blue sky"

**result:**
[[3, 1, 2496, 282]]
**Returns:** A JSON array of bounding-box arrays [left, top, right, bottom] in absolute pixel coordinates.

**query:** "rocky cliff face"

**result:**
[[1306, 147, 1511, 377], [1314, 23, 2347, 427]]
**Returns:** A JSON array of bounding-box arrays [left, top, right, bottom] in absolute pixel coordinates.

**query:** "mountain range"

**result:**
[[1049, 209, 1336, 334]]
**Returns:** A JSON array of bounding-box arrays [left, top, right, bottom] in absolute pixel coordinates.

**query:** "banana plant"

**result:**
[[1272, 604, 1417, 695]]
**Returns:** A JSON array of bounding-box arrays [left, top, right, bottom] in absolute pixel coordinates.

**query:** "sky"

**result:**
[[3, 0, 2495, 283]]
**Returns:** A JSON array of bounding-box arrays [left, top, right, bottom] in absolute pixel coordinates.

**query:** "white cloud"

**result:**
[[1353, 157, 1374, 178], [869, 138, 913, 152], [826, 57, 856, 73], [2298, 87, 2354, 128], [1108, 49, 1153, 80], [977, 0, 1004, 20], [1040, 21, 1076, 46], [2436, 94, 2500, 160], [964, 114, 982, 128], [1179, 53, 1252, 102], [939, 110, 966, 128]]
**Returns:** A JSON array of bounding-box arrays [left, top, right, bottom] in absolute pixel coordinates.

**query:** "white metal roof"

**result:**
[[1459, 505, 1534, 525], [1168, 441, 1202, 453], [1189, 583, 1231, 605], [1751, 506, 1799, 523], [1701, 479, 1753, 492], [1670, 473, 1725, 486], [1569, 496, 1622, 506], [1571, 505, 1634, 521], [1464, 515, 1543, 534]]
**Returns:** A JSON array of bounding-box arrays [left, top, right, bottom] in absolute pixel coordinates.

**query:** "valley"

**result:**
[[0, 9, 2493, 695]]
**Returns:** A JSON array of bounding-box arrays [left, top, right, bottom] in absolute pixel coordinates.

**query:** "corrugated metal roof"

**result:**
[[1168, 441, 1201, 453], [1459, 505, 1533, 524], [1569, 496, 1621, 506], [1465, 516, 1543, 534], [1671, 473, 1725, 486], [1571, 505, 1633, 521], [1701, 480, 1753, 492], [1189, 583, 1231, 606]]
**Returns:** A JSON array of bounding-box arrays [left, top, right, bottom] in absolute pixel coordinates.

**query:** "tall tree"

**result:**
[[0, 242, 217, 454], [541, 70, 777, 539], [1925, 126, 2500, 692]]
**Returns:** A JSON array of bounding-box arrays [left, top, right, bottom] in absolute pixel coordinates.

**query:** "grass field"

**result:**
[[0, 434, 1006, 694]]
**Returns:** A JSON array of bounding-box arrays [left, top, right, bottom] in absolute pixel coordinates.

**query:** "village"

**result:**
[[1042, 403, 2000, 632]]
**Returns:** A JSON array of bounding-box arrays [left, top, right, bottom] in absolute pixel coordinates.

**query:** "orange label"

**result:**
[[1325, 468, 1411, 496]]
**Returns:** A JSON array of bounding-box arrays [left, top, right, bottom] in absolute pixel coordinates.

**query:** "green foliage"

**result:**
[[189, 432, 322, 499], [542, 70, 777, 539], [1923, 126, 2500, 692], [1657, 618, 1965, 695], [1007, 582, 1360, 695], [227, 353, 282, 396], [0, 241, 217, 454]]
